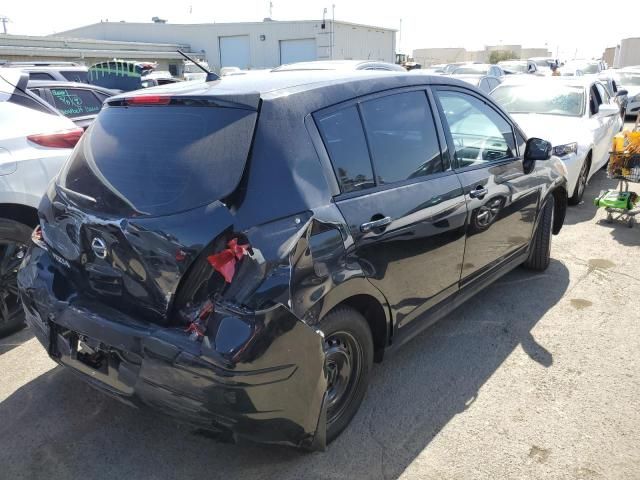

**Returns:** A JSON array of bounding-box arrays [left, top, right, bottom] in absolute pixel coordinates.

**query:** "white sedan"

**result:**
[[613, 69, 640, 118], [0, 68, 81, 335], [491, 77, 622, 205]]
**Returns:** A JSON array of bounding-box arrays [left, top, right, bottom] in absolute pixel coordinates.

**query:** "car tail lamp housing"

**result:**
[[125, 95, 172, 106], [31, 225, 48, 250], [27, 128, 84, 149]]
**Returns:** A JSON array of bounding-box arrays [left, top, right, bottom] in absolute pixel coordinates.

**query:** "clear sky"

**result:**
[[2, 0, 638, 60]]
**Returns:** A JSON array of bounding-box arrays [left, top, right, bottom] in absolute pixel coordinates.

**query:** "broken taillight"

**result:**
[[31, 225, 47, 249], [207, 238, 250, 283], [27, 128, 84, 149]]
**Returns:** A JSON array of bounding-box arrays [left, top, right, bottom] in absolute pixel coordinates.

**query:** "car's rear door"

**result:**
[[314, 88, 467, 331], [432, 86, 542, 283]]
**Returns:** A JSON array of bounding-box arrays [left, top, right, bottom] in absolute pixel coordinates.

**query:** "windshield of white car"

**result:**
[[565, 62, 599, 74], [617, 73, 640, 86], [534, 59, 553, 68], [492, 84, 585, 117], [452, 66, 488, 74], [500, 63, 527, 73]]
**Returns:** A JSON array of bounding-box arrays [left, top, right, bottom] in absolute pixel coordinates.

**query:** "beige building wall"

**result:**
[[414, 45, 550, 66], [412, 47, 467, 66], [58, 20, 396, 72]]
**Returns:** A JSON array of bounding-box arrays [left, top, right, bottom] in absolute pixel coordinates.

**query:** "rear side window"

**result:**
[[50, 88, 103, 118], [360, 91, 443, 183], [315, 106, 375, 193], [59, 105, 257, 216], [61, 71, 89, 83], [28, 72, 54, 80], [9, 89, 58, 115]]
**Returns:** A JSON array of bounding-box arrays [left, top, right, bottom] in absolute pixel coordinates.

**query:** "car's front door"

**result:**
[[314, 89, 468, 331], [589, 84, 614, 170], [433, 87, 543, 283]]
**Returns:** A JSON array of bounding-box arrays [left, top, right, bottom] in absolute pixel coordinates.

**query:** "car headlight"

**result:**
[[552, 142, 578, 157]]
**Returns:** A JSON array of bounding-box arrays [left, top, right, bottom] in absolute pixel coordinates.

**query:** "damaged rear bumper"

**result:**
[[17, 247, 328, 450]]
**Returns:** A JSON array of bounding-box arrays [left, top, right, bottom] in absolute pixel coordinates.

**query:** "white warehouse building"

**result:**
[[58, 19, 397, 72]]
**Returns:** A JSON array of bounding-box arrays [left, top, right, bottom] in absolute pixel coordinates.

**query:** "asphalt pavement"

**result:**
[[1, 171, 639, 480]]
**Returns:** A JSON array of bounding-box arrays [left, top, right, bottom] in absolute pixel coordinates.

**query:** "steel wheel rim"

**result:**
[[0, 240, 27, 326], [324, 331, 362, 426]]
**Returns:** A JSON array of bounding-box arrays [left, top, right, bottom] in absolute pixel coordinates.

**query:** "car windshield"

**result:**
[[492, 84, 585, 117], [534, 59, 553, 68], [453, 66, 488, 74], [566, 62, 599, 74], [500, 62, 527, 73], [618, 72, 640, 86]]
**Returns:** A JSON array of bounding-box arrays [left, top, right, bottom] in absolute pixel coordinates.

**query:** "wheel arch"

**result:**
[[316, 278, 392, 363], [0, 204, 39, 229]]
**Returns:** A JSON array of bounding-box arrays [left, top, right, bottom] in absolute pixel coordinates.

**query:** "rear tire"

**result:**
[[0, 219, 31, 338], [321, 306, 373, 444], [523, 196, 554, 272]]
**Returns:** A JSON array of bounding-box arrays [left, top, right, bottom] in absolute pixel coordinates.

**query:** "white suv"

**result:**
[[0, 69, 82, 336]]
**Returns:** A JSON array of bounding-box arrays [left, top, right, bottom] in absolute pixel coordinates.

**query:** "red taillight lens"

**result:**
[[126, 95, 171, 105], [27, 128, 84, 149], [31, 225, 47, 249]]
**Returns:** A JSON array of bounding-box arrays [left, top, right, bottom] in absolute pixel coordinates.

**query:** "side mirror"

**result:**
[[598, 103, 620, 117], [617, 89, 628, 97], [524, 137, 552, 161]]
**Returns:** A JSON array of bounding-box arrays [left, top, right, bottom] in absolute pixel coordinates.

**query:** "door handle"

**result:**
[[469, 186, 488, 199], [360, 216, 392, 233]]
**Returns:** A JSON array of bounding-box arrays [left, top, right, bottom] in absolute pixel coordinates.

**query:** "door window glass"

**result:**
[[316, 106, 375, 193], [360, 91, 443, 183], [437, 90, 516, 167], [596, 83, 609, 103]]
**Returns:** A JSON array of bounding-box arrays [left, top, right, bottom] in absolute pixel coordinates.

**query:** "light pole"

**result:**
[[331, 4, 335, 60]]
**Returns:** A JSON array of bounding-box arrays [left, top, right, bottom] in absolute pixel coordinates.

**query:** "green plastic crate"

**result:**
[[593, 190, 636, 210]]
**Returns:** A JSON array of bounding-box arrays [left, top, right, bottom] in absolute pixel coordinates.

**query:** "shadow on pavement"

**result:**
[[0, 325, 33, 356], [0, 260, 570, 480]]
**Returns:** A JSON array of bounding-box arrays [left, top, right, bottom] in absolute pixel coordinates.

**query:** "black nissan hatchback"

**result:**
[[18, 71, 568, 450]]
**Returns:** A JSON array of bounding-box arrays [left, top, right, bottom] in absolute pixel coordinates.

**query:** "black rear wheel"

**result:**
[[321, 307, 373, 443], [0, 220, 31, 338]]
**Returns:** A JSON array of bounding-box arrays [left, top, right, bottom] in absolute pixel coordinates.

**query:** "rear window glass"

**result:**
[[316, 105, 375, 193], [61, 70, 89, 83], [360, 91, 443, 183], [59, 105, 257, 216], [50, 88, 103, 118]]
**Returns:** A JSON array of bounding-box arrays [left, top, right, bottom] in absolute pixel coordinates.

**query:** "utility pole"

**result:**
[[0, 16, 9, 35], [269, 1, 273, 18], [331, 4, 335, 60]]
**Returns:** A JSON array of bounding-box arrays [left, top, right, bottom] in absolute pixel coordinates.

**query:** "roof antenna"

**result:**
[[177, 50, 220, 81]]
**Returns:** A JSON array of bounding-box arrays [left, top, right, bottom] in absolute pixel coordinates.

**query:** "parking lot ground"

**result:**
[[1, 170, 639, 480]]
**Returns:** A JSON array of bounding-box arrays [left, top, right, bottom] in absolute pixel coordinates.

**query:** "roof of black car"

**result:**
[[116, 70, 464, 109]]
